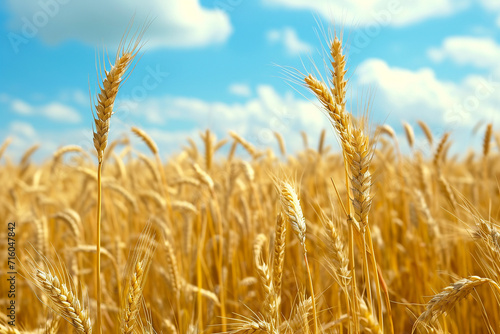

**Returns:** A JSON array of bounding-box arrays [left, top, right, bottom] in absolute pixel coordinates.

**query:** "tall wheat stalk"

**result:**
[[304, 33, 394, 333], [92, 29, 143, 333], [280, 181, 318, 334]]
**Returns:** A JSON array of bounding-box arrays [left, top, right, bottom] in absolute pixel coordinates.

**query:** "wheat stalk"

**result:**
[[279, 181, 317, 334], [91, 30, 144, 333]]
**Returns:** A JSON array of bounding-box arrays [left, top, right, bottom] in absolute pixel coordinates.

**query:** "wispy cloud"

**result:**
[[267, 27, 312, 55], [11, 99, 32, 115], [228, 83, 252, 97], [263, 0, 465, 26], [6, 95, 82, 123]]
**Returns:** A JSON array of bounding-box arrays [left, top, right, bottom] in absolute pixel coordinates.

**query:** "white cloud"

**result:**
[[229, 83, 252, 97], [428, 36, 500, 69], [357, 59, 454, 121], [40, 102, 81, 123], [263, 0, 464, 27], [6, 0, 232, 49], [267, 27, 312, 55], [6, 96, 82, 123], [11, 99, 33, 115], [355, 58, 500, 143]]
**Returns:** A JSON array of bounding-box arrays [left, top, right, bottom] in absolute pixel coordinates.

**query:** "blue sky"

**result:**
[[2, 0, 500, 161]]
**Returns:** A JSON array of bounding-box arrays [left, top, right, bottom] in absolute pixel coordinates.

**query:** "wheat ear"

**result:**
[[272, 213, 286, 301], [20, 144, 40, 167], [0, 137, 12, 161], [200, 129, 214, 171], [93, 43, 141, 162], [229, 131, 259, 158], [273, 131, 286, 156], [52, 208, 82, 240], [417, 120, 433, 146], [122, 261, 144, 334], [403, 122, 415, 149], [415, 276, 500, 329], [304, 74, 352, 158], [324, 219, 351, 289], [164, 240, 181, 296], [121, 224, 156, 334], [131, 126, 170, 206], [318, 129, 326, 155], [483, 123, 493, 158], [253, 234, 275, 326], [433, 132, 450, 169], [31, 266, 92, 334], [19, 144, 40, 177], [482, 123, 493, 179], [192, 162, 215, 195], [347, 126, 373, 232], [131, 126, 158, 155]]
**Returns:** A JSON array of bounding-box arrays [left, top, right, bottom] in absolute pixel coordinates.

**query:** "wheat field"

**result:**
[[1, 31, 500, 334]]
